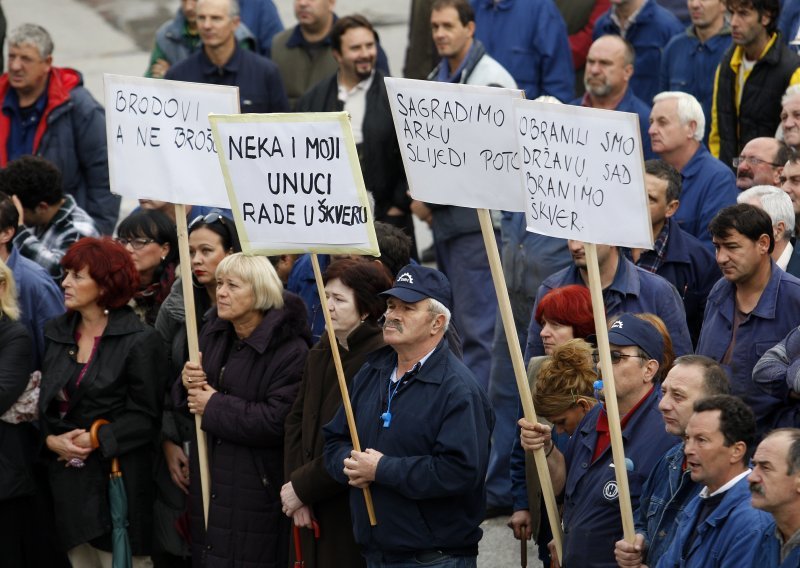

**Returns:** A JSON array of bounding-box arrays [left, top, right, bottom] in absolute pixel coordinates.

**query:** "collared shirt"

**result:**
[[610, 1, 645, 37], [593, 386, 654, 461], [637, 218, 671, 273], [3, 86, 48, 162], [337, 71, 373, 145], [777, 242, 794, 271], [778, 527, 800, 563], [698, 469, 751, 498], [390, 345, 436, 383]]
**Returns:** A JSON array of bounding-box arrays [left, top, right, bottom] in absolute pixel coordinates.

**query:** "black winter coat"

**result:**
[[187, 293, 311, 568], [39, 307, 167, 553]]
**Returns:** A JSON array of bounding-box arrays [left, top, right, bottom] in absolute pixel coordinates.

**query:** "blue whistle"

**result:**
[[381, 411, 392, 428]]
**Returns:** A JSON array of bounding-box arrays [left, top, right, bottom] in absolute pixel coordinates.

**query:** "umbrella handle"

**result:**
[[90, 418, 121, 474], [312, 520, 320, 539]]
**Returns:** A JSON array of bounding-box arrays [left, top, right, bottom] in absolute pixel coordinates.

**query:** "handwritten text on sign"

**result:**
[[384, 78, 525, 211], [209, 113, 378, 255], [512, 99, 652, 249], [104, 74, 239, 207]]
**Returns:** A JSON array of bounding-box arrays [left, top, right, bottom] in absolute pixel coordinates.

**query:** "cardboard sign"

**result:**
[[209, 112, 379, 255], [384, 78, 526, 211], [104, 75, 239, 207], [512, 99, 652, 248]]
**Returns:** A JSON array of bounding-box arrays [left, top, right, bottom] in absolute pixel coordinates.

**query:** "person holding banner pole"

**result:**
[[520, 313, 677, 567]]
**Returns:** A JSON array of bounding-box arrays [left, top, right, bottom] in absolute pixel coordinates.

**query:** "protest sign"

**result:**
[[209, 112, 379, 256], [513, 98, 652, 249], [384, 78, 525, 211], [104, 74, 239, 207]]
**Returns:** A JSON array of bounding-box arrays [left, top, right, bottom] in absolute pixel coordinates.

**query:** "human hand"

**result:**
[[150, 58, 171, 78], [343, 448, 383, 488], [518, 418, 552, 453], [409, 200, 432, 225], [163, 440, 190, 494], [292, 505, 315, 528], [548, 539, 561, 568], [46, 429, 93, 464], [280, 481, 304, 516], [182, 353, 206, 390], [187, 384, 216, 416], [614, 534, 646, 567], [507, 509, 533, 541]]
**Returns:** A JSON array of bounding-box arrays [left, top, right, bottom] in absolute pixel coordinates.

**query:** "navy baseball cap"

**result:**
[[380, 264, 453, 311], [601, 313, 664, 364]]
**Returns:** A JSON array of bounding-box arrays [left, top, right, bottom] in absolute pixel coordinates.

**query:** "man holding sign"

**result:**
[[323, 265, 493, 568]]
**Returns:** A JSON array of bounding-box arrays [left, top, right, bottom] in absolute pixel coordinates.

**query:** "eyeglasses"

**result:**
[[592, 350, 647, 365], [115, 237, 155, 250], [189, 211, 227, 230], [732, 156, 782, 169]]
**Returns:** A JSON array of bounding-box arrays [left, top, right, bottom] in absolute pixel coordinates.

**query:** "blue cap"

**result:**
[[605, 313, 664, 365], [380, 264, 453, 311]]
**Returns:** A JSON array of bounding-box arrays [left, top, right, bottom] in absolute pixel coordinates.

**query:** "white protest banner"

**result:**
[[384, 78, 525, 211], [209, 112, 379, 256], [512, 99, 652, 249], [104, 74, 239, 207]]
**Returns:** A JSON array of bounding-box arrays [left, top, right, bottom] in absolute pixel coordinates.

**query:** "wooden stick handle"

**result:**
[[476, 209, 563, 564], [175, 204, 212, 529], [310, 254, 377, 526], [584, 243, 635, 541]]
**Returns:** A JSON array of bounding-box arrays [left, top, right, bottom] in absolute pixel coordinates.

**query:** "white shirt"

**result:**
[[698, 469, 751, 499], [337, 71, 374, 145], [777, 241, 794, 271]]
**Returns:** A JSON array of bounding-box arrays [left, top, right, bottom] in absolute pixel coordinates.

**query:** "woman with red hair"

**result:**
[[38, 237, 167, 567], [534, 284, 595, 356]]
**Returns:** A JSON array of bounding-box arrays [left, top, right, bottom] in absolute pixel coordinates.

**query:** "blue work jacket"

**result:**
[[472, 0, 575, 101], [673, 144, 737, 252], [697, 263, 800, 436], [658, 475, 772, 567], [660, 25, 732, 143], [635, 442, 701, 566], [593, 0, 684, 105], [752, 520, 800, 568], [525, 255, 693, 361], [323, 341, 494, 556], [561, 388, 678, 568]]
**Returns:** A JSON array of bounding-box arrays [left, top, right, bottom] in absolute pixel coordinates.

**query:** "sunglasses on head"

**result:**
[[189, 211, 227, 230]]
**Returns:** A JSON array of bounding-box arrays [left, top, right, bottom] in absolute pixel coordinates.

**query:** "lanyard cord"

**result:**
[[382, 361, 421, 428]]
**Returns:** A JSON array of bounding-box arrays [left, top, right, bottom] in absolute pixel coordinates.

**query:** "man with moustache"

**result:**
[[614, 355, 729, 567], [573, 35, 654, 159], [658, 395, 771, 567], [780, 85, 800, 153], [781, 153, 800, 236], [296, 15, 416, 251], [734, 137, 791, 191], [324, 265, 493, 567]]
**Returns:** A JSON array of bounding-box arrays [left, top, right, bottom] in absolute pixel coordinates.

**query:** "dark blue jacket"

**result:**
[[658, 474, 772, 567], [673, 144, 737, 252], [697, 264, 800, 437], [660, 25, 732, 143], [635, 442, 701, 566], [648, 218, 721, 347], [166, 43, 289, 114], [472, 0, 575, 101], [779, 0, 800, 47], [323, 341, 494, 556], [240, 0, 283, 57], [786, 241, 800, 278], [594, 0, 684, 105], [286, 253, 329, 343], [751, 326, 800, 435], [561, 388, 677, 568], [571, 87, 655, 159], [753, 520, 800, 568], [525, 254, 693, 361]]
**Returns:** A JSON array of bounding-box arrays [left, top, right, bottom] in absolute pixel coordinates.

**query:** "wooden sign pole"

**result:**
[[476, 209, 563, 564]]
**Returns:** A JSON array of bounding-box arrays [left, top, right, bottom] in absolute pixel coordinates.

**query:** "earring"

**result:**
[[103, 309, 109, 316], [161, 256, 166, 261]]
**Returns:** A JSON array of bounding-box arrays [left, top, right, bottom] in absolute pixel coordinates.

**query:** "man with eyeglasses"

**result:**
[[0, 155, 97, 281], [520, 313, 677, 567], [735, 137, 792, 190]]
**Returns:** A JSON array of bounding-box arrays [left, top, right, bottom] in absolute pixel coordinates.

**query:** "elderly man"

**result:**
[[781, 85, 800, 152], [0, 24, 118, 235], [781, 154, 800, 236], [738, 185, 800, 275], [649, 91, 737, 251], [520, 313, 677, 567], [614, 355, 729, 567], [751, 428, 800, 567], [658, 395, 772, 567], [574, 35, 654, 158], [324, 264, 494, 568], [735, 137, 792, 191]]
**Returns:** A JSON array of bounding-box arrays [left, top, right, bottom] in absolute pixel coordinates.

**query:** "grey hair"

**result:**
[[427, 298, 451, 332], [737, 185, 795, 242], [783, 84, 800, 107], [8, 24, 53, 59], [653, 91, 705, 142], [198, 0, 240, 17]]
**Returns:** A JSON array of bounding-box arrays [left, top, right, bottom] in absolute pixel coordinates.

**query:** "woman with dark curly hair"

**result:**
[[116, 209, 179, 325], [38, 237, 167, 567]]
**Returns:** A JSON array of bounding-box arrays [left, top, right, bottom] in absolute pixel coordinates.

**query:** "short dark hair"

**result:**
[[117, 209, 179, 267], [432, 0, 475, 25], [323, 257, 394, 321], [725, 0, 780, 34], [766, 428, 800, 474], [188, 211, 242, 254], [672, 354, 730, 396], [0, 192, 18, 253], [0, 156, 63, 208], [709, 203, 775, 254], [331, 14, 377, 53], [645, 159, 682, 203], [374, 221, 412, 277], [694, 395, 756, 463], [62, 237, 140, 309]]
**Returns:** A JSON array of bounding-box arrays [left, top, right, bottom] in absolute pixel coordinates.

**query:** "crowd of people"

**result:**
[[5, 0, 800, 566]]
